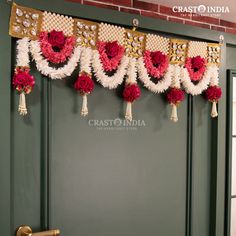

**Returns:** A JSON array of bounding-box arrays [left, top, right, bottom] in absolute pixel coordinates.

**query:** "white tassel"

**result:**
[[81, 94, 88, 116], [211, 101, 218, 118], [18, 92, 27, 116], [170, 104, 178, 122], [125, 102, 132, 121]]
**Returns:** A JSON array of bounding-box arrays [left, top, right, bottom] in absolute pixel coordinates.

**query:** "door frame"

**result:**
[[225, 69, 236, 236], [1, 0, 236, 236]]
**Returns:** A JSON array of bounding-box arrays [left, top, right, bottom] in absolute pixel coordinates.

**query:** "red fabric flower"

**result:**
[[185, 56, 207, 81], [48, 30, 66, 49], [12, 68, 35, 94], [144, 50, 169, 79], [74, 73, 94, 94], [123, 84, 141, 103], [105, 41, 120, 59], [191, 56, 205, 71], [151, 51, 166, 66], [166, 88, 185, 105], [97, 41, 125, 71], [205, 86, 222, 102]]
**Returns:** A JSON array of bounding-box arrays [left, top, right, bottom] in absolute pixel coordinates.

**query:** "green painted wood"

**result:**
[[1, 1, 236, 236], [0, 2, 12, 236]]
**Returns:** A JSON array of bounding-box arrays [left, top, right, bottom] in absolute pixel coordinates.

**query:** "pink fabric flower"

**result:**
[[40, 31, 76, 64], [12, 68, 35, 94], [205, 86, 222, 102], [185, 56, 207, 81], [97, 41, 125, 72], [144, 50, 169, 79], [74, 73, 94, 94], [166, 88, 185, 105], [123, 84, 141, 103], [48, 30, 66, 49]]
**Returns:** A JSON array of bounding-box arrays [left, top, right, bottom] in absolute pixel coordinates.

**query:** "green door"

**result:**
[[1, 0, 232, 236]]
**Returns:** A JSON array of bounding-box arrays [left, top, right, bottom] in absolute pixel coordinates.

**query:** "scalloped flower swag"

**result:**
[[185, 56, 207, 82], [39, 31, 76, 64], [143, 50, 169, 79], [97, 41, 125, 72]]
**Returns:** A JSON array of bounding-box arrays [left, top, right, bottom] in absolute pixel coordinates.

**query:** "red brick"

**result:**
[[192, 14, 219, 25], [65, 0, 82, 3], [83, 0, 119, 10], [141, 10, 167, 21], [133, 0, 159, 12], [211, 25, 226, 32], [225, 28, 236, 34], [220, 19, 236, 28], [185, 20, 210, 29], [91, 0, 131, 7], [168, 16, 184, 24], [160, 5, 191, 19], [120, 7, 140, 15]]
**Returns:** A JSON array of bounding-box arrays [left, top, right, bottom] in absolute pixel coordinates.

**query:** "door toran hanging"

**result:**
[[9, 3, 222, 121]]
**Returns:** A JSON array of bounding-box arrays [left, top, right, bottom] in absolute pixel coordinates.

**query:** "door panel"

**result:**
[[50, 79, 187, 236]]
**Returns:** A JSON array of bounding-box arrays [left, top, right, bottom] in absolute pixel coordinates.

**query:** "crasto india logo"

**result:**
[[172, 5, 230, 15], [88, 118, 146, 131]]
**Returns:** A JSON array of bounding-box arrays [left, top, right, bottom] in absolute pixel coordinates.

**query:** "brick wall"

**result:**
[[67, 0, 236, 34]]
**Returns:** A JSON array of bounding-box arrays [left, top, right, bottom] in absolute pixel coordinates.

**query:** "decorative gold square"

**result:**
[[207, 43, 221, 66], [74, 19, 98, 49], [9, 3, 42, 39], [124, 29, 145, 58], [169, 39, 188, 64]]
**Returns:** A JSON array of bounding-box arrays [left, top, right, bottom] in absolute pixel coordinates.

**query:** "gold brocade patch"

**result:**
[[169, 39, 188, 65], [207, 43, 221, 66], [9, 3, 42, 39], [124, 30, 145, 58], [75, 19, 98, 49]]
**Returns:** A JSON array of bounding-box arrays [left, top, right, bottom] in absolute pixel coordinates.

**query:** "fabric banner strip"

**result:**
[[9, 3, 221, 66]]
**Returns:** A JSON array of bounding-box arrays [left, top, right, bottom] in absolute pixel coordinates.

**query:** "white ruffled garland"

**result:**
[[125, 57, 138, 121], [92, 50, 130, 89], [30, 40, 81, 80], [137, 56, 173, 93], [16, 37, 30, 67], [169, 65, 182, 122], [180, 65, 218, 95], [79, 47, 93, 116], [15, 38, 31, 115]]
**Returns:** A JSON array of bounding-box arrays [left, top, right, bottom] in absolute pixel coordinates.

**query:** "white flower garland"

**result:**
[[79, 46, 93, 116], [125, 57, 138, 121], [92, 50, 129, 89], [29, 40, 81, 80], [16, 38, 30, 67], [80, 46, 92, 73], [180, 65, 218, 95], [137, 57, 172, 93], [15, 38, 31, 115]]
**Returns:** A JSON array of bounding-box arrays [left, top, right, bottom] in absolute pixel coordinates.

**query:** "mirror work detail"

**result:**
[[9, 3, 222, 122]]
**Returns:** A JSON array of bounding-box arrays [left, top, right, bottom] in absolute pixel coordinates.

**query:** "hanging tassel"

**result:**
[[211, 101, 218, 118], [81, 94, 88, 116], [170, 104, 178, 122], [125, 102, 132, 121], [18, 92, 27, 115]]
